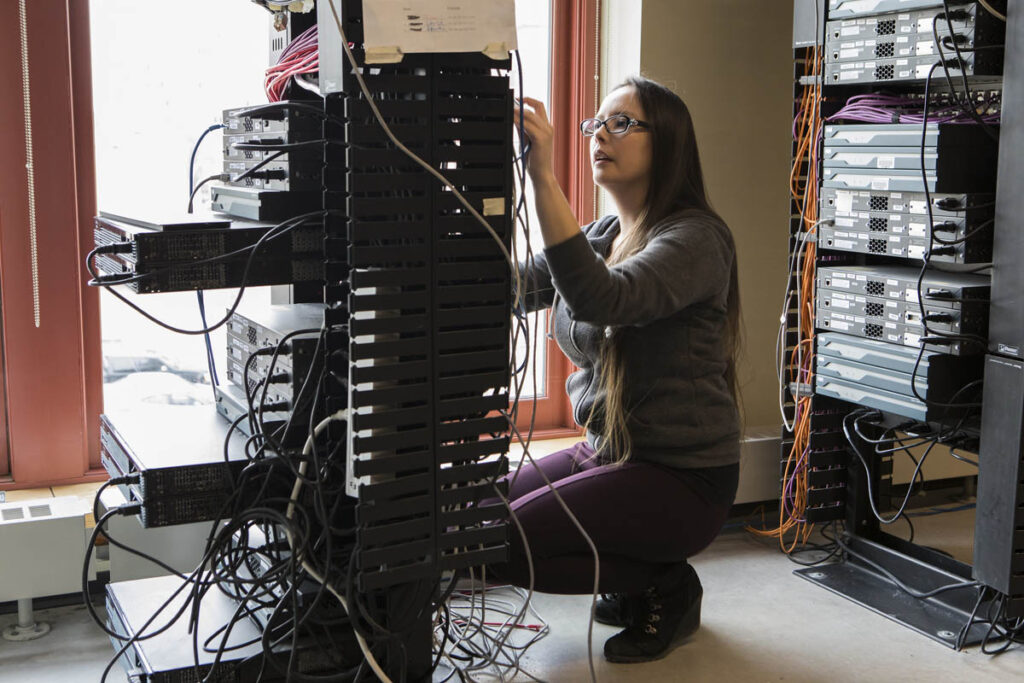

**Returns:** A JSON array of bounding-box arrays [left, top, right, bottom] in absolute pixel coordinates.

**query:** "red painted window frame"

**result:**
[[0, 0, 103, 490], [511, 0, 598, 440]]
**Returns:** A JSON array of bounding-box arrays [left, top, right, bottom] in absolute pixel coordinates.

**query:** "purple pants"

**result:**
[[488, 442, 733, 594]]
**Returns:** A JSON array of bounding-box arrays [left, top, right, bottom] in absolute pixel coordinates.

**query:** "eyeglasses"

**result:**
[[579, 115, 650, 137]]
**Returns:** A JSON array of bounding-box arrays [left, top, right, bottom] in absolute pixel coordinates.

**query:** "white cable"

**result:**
[[776, 219, 829, 430], [17, 0, 40, 328], [283, 408, 392, 683], [978, 0, 1007, 21], [324, 0, 523, 311]]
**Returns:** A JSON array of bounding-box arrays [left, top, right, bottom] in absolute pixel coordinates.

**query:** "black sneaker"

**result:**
[[603, 563, 703, 663], [594, 593, 629, 627]]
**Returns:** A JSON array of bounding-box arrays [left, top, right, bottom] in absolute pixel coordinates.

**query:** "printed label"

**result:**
[[877, 156, 896, 169], [871, 177, 890, 190]]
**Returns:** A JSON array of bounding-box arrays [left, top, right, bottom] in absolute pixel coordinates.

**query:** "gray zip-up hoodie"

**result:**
[[520, 210, 741, 469]]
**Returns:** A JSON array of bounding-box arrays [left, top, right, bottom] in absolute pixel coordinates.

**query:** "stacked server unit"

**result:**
[[787, 0, 1024, 643]]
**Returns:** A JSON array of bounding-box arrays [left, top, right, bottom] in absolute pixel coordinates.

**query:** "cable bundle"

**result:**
[[434, 579, 551, 681], [755, 46, 824, 554], [830, 93, 1001, 125], [265, 25, 318, 102]]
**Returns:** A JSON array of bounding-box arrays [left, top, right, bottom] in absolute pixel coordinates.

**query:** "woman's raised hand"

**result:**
[[515, 97, 555, 184]]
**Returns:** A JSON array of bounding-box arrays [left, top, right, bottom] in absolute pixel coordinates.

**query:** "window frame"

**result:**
[[510, 0, 599, 440], [0, 0, 104, 490]]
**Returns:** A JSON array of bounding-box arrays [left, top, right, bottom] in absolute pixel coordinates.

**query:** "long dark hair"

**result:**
[[587, 75, 742, 463]]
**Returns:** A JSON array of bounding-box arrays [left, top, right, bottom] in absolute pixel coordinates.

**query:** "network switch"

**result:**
[[93, 212, 324, 293], [106, 575, 352, 683], [816, 264, 990, 304], [828, 0, 943, 19], [100, 406, 250, 527], [816, 332, 982, 422], [210, 185, 322, 221]]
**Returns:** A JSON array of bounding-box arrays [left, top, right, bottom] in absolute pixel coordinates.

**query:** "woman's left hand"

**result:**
[[515, 97, 556, 185]]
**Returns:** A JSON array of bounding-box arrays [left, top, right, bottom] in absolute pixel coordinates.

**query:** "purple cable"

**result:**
[[829, 92, 1001, 125], [279, 25, 318, 64]]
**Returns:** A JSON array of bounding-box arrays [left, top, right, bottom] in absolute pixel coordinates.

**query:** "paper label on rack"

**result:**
[[483, 197, 505, 216], [362, 1, 518, 60], [877, 156, 896, 169], [835, 191, 854, 213], [871, 177, 890, 190]]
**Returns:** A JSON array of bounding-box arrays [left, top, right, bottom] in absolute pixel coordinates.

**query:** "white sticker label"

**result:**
[[871, 177, 890, 190], [877, 156, 896, 169], [832, 298, 851, 309], [840, 48, 859, 59], [905, 333, 921, 346], [830, 320, 850, 331], [841, 26, 859, 36], [906, 289, 919, 302], [835, 216, 856, 227], [840, 71, 860, 81], [831, 279, 851, 289], [835, 239, 855, 249], [842, 132, 876, 144], [835, 192, 854, 213]]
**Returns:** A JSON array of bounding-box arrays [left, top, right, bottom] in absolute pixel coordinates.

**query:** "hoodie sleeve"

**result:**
[[543, 216, 734, 327]]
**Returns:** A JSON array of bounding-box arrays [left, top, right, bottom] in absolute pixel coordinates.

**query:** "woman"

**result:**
[[497, 76, 741, 663]]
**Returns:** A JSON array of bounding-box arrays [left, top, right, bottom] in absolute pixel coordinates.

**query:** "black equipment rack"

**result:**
[[319, 2, 514, 676]]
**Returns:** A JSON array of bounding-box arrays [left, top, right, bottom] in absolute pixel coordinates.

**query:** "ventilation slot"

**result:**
[[869, 239, 888, 254], [869, 217, 888, 232], [2, 508, 25, 521], [865, 324, 884, 338], [875, 19, 896, 36], [875, 64, 895, 81], [869, 195, 889, 211], [875, 43, 895, 59], [865, 302, 885, 317], [28, 504, 51, 518], [866, 281, 885, 296], [247, 326, 258, 345]]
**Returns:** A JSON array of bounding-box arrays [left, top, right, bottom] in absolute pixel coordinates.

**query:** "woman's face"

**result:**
[[589, 86, 653, 196]]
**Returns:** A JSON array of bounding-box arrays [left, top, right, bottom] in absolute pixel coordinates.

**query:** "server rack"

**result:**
[[784, 0, 1022, 647]]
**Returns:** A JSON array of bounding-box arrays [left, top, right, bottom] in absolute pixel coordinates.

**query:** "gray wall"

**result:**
[[626, 0, 795, 431]]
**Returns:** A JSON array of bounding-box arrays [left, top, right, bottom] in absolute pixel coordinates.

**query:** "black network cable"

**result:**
[[188, 122, 226, 390], [932, 5, 999, 141]]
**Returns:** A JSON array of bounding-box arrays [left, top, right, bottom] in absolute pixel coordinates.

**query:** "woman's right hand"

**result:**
[[515, 97, 556, 185]]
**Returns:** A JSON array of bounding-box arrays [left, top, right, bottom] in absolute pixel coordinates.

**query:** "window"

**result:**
[[0, 0, 597, 489], [510, 0, 599, 438]]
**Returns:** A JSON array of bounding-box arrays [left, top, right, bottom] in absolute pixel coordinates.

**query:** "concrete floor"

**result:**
[[1, 506, 1021, 682]]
